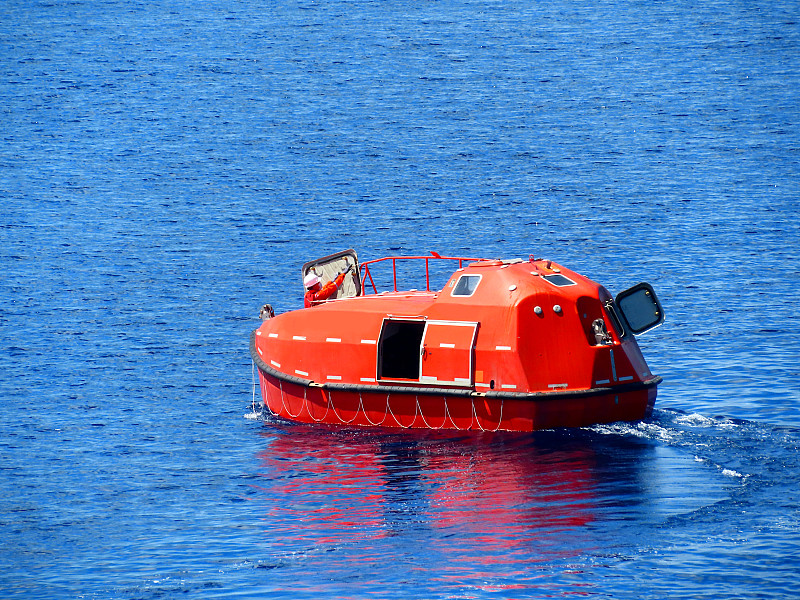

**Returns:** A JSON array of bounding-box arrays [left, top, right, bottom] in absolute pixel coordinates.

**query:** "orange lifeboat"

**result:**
[[250, 250, 665, 432]]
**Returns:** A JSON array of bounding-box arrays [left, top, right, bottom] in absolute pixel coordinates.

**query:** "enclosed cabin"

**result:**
[[418, 258, 663, 394], [255, 252, 663, 396]]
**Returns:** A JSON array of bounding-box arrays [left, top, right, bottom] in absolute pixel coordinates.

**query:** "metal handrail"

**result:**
[[358, 252, 486, 295]]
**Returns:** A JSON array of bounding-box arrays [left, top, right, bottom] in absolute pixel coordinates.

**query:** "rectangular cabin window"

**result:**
[[451, 274, 482, 297], [378, 319, 426, 380], [542, 274, 576, 287]]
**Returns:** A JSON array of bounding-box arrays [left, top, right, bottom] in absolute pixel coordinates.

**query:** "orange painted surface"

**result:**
[[251, 256, 660, 431]]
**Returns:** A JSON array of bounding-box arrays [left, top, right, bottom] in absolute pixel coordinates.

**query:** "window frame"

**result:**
[[542, 273, 577, 287], [450, 274, 483, 297]]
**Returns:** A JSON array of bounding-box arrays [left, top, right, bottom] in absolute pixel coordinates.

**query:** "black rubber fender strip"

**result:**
[[250, 329, 662, 402]]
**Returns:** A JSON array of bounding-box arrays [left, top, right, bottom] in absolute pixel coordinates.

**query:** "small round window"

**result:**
[[452, 274, 482, 297]]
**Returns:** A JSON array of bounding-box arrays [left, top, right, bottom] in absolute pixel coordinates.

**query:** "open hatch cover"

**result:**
[[302, 249, 361, 300], [615, 282, 665, 335]]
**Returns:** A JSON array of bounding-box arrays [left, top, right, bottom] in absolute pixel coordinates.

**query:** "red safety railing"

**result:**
[[358, 252, 486, 295]]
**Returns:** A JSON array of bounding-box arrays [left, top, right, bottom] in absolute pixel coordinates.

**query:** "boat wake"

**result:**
[[592, 407, 799, 493]]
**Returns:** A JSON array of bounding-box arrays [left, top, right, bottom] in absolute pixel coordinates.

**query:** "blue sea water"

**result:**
[[2, 0, 800, 598]]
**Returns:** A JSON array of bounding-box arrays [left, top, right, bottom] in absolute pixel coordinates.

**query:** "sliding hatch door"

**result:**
[[419, 320, 478, 387]]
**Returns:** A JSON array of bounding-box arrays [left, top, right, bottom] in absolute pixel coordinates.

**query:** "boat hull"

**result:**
[[256, 368, 657, 432]]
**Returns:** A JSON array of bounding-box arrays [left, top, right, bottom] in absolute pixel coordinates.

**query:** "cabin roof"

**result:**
[[434, 259, 598, 307]]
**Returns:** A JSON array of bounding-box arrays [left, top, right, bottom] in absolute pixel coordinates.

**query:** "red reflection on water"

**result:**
[[256, 428, 389, 546], [256, 426, 598, 556], [421, 443, 596, 547]]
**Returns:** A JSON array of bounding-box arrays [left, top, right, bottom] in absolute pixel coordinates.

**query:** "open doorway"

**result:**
[[377, 319, 425, 380]]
